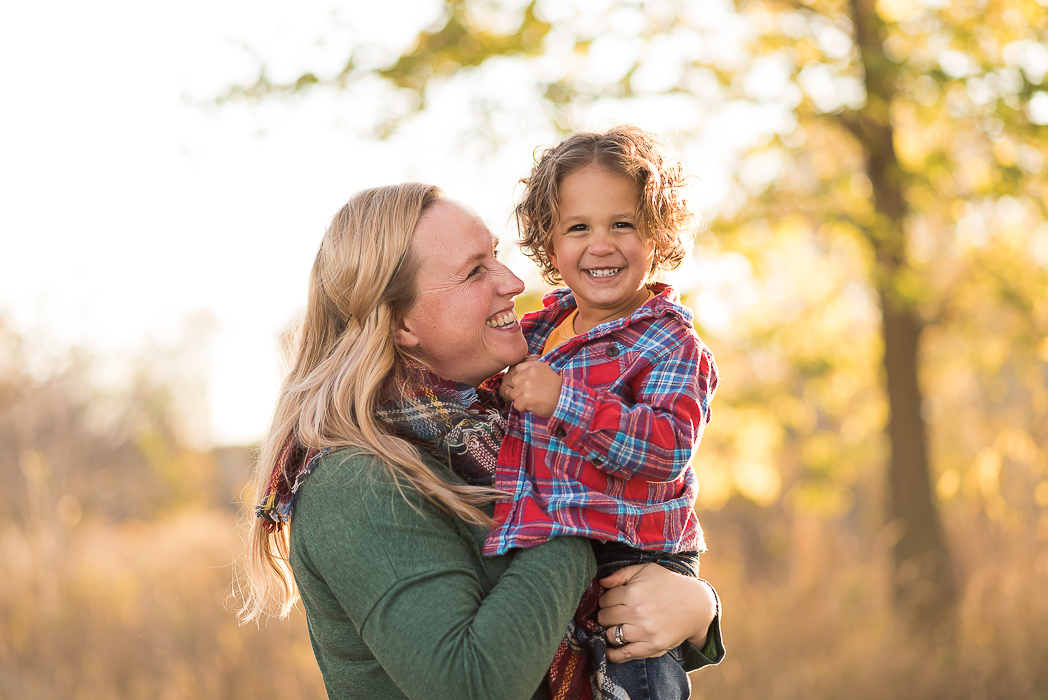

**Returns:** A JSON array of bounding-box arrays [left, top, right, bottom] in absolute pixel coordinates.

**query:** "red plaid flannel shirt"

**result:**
[[484, 283, 718, 557]]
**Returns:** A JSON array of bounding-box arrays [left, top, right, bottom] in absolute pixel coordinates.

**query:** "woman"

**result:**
[[238, 183, 723, 699]]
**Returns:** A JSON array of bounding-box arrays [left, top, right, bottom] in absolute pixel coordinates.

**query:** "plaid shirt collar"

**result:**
[[523, 282, 692, 356]]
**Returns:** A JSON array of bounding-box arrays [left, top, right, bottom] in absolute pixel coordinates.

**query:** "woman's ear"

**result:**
[[392, 317, 420, 348]]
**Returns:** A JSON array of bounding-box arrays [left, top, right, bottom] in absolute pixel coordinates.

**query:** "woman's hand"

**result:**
[[500, 356, 562, 418], [596, 564, 717, 663]]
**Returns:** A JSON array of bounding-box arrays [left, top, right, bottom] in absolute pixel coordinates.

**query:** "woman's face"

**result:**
[[395, 199, 528, 387]]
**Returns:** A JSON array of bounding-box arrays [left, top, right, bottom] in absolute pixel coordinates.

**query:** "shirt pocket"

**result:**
[[580, 342, 629, 392]]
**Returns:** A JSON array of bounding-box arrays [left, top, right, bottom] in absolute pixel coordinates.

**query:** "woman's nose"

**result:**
[[496, 262, 525, 297]]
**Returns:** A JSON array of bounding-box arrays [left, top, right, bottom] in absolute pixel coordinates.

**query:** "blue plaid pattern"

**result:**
[[484, 283, 718, 557]]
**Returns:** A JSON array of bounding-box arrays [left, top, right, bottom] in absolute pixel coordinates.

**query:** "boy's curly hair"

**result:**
[[515, 125, 695, 285]]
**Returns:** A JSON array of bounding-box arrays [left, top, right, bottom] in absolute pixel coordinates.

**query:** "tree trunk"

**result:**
[[849, 0, 956, 627], [880, 291, 956, 626]]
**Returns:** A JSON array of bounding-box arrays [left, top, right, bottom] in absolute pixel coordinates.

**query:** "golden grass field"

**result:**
[[2, 501, 1045, 700]]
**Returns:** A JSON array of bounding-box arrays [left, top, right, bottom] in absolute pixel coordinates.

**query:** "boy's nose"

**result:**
[[588, 229, 616, 255]]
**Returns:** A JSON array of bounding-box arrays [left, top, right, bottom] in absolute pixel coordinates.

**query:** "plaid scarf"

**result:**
[[375, 365, 505, 487], [255, 365, 504, 529], [549, 579, 651, 700], [255, 438, 328, 532], [547, 581, 601, 700]]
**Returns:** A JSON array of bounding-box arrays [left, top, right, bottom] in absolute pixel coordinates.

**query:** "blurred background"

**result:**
[[2, 0, 1047, 697]]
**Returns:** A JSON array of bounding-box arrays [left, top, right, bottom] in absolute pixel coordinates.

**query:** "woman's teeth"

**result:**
[[586, 268, 621, 278], [486, 310, 518, 328]]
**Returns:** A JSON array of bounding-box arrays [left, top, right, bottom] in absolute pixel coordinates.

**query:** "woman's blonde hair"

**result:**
[[516, 125, 695, 285], [237, 183, 495, 624]]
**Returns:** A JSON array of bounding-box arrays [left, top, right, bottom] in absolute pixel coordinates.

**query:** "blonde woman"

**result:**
[[238, 183, 723, 699]]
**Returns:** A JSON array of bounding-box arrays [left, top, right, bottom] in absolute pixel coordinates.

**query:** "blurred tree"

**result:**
[[231, 0, 1048, 628], [0, 316, 230, 530]]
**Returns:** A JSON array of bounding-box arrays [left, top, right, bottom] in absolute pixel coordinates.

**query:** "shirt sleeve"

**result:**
[[294, 455, 597, 700], [546, 333, 718, 483]]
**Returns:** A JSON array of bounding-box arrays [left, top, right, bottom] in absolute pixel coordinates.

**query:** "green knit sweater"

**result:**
[[289, 449, 723, 699]]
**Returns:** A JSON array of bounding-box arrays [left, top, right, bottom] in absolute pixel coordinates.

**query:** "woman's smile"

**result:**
[[486, 308, 520, 329]]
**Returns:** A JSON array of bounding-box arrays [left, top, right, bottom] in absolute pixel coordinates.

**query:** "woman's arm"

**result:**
[[595, 564, 724, 668], [292, 453, 596, 700]]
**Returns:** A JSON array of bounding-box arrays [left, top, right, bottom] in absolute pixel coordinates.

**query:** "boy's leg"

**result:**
[[591, 639, 690, 700], [588, 544, 700, 699]]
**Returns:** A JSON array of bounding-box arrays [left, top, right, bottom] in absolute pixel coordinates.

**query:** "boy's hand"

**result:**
[[500, 355, 562, 418]]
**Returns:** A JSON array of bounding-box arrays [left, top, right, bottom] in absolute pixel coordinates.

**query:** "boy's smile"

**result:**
[[548, 164, 655, 334]]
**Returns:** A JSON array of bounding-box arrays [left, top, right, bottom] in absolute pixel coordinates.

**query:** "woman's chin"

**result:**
[[496, 335, 529, 369]]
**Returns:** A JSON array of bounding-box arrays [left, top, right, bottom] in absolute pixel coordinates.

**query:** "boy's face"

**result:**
[[549, 164, 655, 325]]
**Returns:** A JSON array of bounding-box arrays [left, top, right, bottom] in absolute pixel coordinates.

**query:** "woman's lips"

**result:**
[[485, 309, 519, 329]]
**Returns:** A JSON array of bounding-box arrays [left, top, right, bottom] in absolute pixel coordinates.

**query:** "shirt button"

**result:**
[[606, 345, 620, 358], [554, 427, 566, 438], [592, 457, 603, 466]]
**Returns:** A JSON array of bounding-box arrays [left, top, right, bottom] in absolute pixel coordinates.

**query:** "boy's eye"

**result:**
[[613, 221, 634, 229], [568, 224, 587, 233]]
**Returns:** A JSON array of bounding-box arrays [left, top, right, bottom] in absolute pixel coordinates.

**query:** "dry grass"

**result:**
[[0, 510, 324, 700], [690, 510, 1048, 700], [2, 506, 1046, 699]]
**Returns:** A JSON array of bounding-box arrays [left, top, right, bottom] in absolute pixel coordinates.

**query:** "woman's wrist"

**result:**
[[686, 578, 721, 653]]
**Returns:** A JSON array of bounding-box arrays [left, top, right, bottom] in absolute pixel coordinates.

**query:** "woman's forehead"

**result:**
[[413, 200, 495, 265]]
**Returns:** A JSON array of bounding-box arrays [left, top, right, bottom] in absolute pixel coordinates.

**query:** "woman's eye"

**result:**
[[468, 265, 484, 278]]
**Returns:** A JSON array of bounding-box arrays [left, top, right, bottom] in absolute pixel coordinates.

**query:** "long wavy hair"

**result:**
[[237, 183, 495, 624]]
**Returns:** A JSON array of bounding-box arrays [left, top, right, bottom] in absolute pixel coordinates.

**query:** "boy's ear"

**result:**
[[392, 317, 420, 348], [547, 242, 558, 272]]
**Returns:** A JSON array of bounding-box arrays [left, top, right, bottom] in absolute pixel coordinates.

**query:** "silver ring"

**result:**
[[614, 624, 626, 646]]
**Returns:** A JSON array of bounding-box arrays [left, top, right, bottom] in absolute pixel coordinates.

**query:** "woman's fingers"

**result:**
[[597, 562, 715, 660], [605, 639, 662, 663], [597, 565, 636, 589]]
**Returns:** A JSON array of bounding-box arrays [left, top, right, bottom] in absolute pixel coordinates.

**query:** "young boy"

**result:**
[[485, 125, 719, 700]]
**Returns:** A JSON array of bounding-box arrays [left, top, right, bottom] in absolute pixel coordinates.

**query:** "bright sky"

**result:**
[[0, 0, 762, 446]]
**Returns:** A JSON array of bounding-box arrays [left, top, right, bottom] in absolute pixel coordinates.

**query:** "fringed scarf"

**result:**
[[255, 365, 505, 529], [255, 438, 328, 532], [375, 364, 505, 488], [547, 581, 601, 700]]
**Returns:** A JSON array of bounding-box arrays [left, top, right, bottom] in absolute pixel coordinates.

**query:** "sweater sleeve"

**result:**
[[293, 453, 596, 700], [681, 582, 726, 672]]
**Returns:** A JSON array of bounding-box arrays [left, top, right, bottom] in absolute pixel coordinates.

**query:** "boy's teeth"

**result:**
[[486, 311, 517, 328], [587, 268, 620, 278]]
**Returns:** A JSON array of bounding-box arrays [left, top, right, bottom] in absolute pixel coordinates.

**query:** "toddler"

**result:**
[[486, 125, 719, 700]]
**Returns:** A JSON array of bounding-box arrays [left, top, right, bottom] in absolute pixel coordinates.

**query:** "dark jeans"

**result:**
[[592, 541, 700, 579], [589, 541, 700, 700]]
